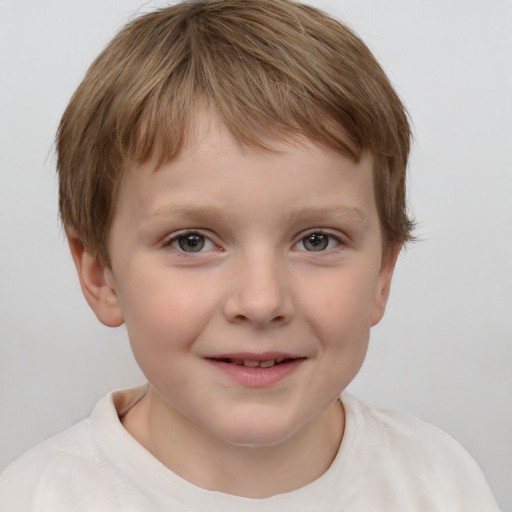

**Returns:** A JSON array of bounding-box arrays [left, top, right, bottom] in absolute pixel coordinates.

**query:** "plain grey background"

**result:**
[[1, 0, 511, 509]]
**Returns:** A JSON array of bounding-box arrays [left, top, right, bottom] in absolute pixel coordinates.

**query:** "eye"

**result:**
[[295, 232, 341, 252], [167, 232, 216, 253]]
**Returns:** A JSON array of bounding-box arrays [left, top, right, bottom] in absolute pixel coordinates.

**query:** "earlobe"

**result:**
[[66, 230, 124, 327], [370, 246, 400, 327]]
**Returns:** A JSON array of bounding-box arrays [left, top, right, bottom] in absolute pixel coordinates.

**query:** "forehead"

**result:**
[[133, 103, 363, 171], [130, 110, 368, 180], [115, 113, 378, 229]]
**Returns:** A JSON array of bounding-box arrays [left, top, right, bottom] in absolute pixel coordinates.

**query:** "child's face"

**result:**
[[91, 113, 396, 448]]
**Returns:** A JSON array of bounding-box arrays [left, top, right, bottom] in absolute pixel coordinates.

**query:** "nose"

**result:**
[[222, 253, 295, 328]]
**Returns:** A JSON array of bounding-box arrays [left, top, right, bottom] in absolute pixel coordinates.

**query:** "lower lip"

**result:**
[[206, 359, 305, 387]]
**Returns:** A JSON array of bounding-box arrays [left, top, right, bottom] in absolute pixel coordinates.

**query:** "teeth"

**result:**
[[243, 360, 261, 367], [227, 359, 278, 367], [217, 358, 287, 368]]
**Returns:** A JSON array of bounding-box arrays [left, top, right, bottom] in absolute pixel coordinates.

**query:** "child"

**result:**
[[0, 0, 500, 510]]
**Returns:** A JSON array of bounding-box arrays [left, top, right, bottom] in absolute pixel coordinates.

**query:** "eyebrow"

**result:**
[[286, 205, 369, 228], [146, 202, 369, 228], [146, 202, 233, 224]]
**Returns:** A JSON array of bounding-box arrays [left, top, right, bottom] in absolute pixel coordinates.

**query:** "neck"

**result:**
[[122, 386, 344, 498]]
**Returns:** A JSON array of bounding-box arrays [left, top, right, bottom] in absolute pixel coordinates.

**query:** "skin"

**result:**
[[68, 112, 398, 498]]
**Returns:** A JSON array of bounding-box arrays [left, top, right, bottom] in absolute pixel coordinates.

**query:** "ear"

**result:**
[[66, 230, 124, 327], [370, 245, 400, 327]]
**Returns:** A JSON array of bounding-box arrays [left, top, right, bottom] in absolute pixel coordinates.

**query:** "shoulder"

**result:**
[[338, 393, 500, 510], [343, 393, 475, 464], [0, 394, 121, 512], [341, 393, 483, 475]]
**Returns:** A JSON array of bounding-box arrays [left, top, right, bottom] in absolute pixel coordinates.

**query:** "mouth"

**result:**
[[208, 357, 299, 368], [205, 353, 306, 387]]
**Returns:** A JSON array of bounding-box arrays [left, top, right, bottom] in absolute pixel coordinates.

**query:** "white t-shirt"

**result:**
[[0, 386, 500, 511]]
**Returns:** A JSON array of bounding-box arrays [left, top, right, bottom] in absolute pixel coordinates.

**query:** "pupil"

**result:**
[[178, 234, 205, 252]]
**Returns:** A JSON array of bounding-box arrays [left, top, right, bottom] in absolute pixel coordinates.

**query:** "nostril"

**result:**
[[230, 313, 286, 327], [232, 314, 249, 324]]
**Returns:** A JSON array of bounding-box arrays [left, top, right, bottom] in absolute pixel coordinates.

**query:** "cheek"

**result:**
[[299, 269, 376, 392], [300, 269, 377, 342], [117, 268, 218, 359]]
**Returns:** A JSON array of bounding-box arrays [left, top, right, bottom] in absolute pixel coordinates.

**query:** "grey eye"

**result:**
[[302, 233, 329, 251], [177, 234, 206, 252]]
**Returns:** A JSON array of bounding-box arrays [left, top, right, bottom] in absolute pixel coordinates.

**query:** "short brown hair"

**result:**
[[57, 0, 414, 265]]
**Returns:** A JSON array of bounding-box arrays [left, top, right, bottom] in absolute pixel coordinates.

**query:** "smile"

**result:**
[[205, 354, 306, 387], [211, 357, 296, 368]]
